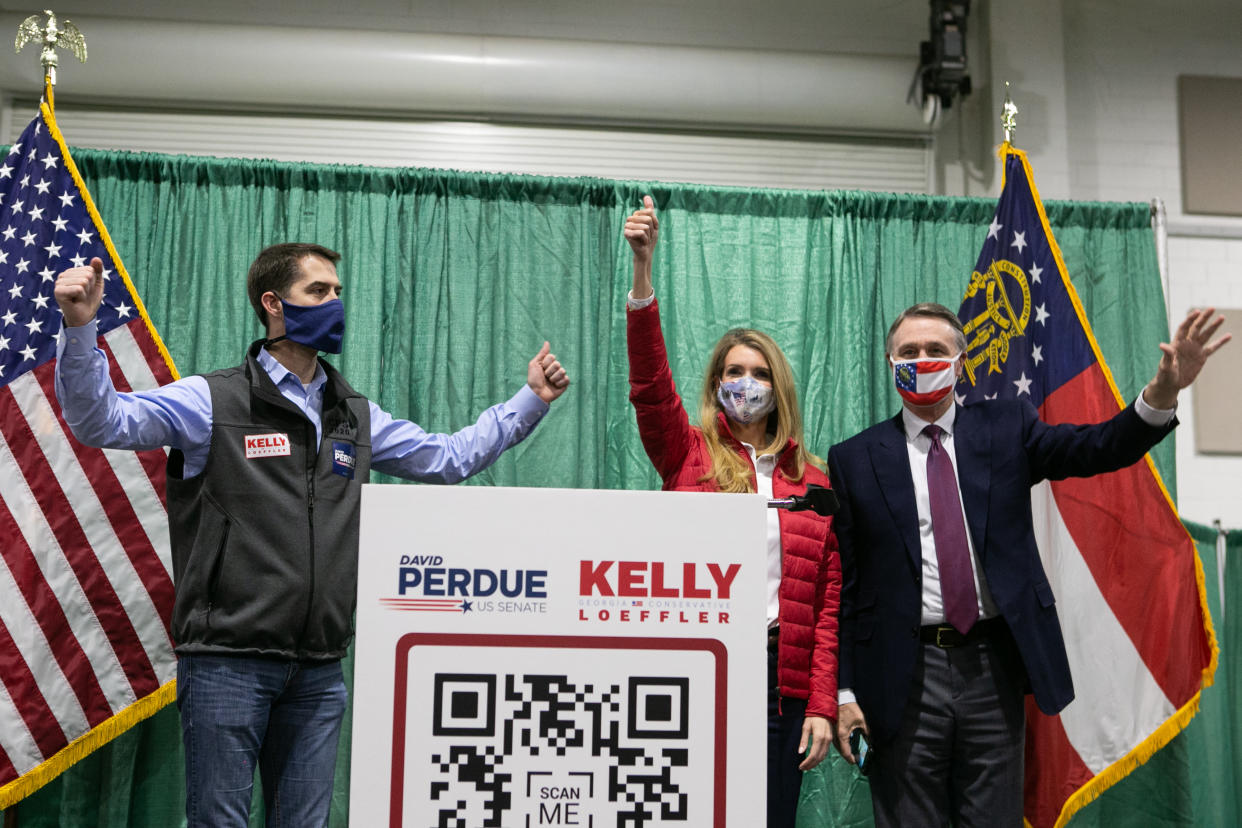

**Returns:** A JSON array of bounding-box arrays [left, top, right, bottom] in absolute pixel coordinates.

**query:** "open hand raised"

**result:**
[[1143, 307, 1232, 409]]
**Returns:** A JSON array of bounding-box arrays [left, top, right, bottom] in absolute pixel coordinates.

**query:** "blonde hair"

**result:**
[[697, 328, 823, 493]]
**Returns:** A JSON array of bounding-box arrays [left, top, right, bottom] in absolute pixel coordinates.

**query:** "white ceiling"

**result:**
[[0, 0, 932, 56]]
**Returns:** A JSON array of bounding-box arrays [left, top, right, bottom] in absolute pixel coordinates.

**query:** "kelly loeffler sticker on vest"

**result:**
[[244, 432, 291, 459]]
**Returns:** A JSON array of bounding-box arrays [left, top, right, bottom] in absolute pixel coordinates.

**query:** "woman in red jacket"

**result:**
[[623, 196, 841, 828]]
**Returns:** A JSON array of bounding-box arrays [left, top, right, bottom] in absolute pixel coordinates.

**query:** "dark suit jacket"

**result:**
[[826, 399, 1174, 747]]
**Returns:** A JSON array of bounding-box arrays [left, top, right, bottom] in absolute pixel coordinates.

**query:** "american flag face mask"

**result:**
[[715, 375, 775, 424]]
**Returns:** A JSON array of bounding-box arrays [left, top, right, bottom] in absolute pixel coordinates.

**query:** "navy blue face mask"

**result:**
[[269, 298, 345, 354]]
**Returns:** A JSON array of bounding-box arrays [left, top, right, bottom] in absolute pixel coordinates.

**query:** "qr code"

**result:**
[[393, 636, 723, 828]]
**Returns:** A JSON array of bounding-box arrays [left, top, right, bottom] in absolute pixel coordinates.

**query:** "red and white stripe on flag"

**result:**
[[0, 94, 178, 808], [1024, 361, 1214, 828]]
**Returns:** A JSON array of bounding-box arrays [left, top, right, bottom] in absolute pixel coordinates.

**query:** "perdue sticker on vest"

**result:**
[[244, 433, 291, 459], [332, 441, 356, 479]]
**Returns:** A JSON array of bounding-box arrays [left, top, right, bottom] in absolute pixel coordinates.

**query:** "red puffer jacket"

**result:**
[[627, 300, 840, 720]]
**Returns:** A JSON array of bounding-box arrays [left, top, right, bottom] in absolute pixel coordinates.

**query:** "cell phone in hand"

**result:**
[[848, 727, 873, 776]]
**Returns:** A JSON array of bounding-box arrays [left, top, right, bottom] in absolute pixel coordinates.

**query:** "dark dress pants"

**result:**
[[868, 627, 1026, 828]]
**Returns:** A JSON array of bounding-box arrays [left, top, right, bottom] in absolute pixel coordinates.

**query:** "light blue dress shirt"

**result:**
[[55, 319, 549, 481]]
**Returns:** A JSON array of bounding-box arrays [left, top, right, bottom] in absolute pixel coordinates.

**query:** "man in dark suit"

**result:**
[[827, 302, 1229, 827]]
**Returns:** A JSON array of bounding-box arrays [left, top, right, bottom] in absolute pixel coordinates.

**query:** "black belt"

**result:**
[[920, 617, 1004, 648], [768, 625, 780, 652]]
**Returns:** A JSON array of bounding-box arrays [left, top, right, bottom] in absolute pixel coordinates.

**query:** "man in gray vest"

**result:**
[[54, 243, 570, 828]]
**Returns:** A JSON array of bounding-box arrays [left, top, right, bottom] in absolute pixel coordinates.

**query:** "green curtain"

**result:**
[[3, 146, 1219, 827], [1183, 522, 1242, 825]]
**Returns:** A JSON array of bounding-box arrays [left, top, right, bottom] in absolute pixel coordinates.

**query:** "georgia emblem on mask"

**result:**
[[891, 356, 959, 406]]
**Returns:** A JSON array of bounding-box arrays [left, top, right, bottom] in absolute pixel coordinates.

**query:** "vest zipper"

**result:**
[[300, 421, 318, 656]]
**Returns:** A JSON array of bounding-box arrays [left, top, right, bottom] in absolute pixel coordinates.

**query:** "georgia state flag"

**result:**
[[893, 359, 956, 406], [956, 145, 1213, 828]]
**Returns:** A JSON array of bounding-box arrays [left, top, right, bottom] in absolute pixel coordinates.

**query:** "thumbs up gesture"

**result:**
[[54, 256, 105, 328], [623, 195, 659, 264], [624, 195, 659, 301], [527, 341, 571, 404]]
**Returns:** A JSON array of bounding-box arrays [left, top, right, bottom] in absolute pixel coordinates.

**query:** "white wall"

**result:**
[[1059, 0, 1242, 527], [932, 0, 1242, 527]]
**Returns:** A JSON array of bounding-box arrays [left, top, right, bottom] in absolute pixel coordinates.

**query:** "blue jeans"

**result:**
[[176, 654, 348, 828]]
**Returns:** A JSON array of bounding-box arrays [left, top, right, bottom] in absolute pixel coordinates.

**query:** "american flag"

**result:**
[[957, 146, 1214, 828], [0, 101, 177, 807]]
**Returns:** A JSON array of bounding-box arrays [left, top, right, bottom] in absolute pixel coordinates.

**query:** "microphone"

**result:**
[[768, 483, 839, 517]]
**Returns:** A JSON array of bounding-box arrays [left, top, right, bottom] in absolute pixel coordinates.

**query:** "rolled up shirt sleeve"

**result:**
[[55, 320, 213, 463], [369, 384, 549, 484]]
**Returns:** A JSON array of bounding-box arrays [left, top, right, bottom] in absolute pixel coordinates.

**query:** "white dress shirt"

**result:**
[[738, 442, 782, 628]]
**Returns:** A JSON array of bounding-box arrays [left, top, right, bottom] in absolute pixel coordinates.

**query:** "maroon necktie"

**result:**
[[923, 425, 978, 634]]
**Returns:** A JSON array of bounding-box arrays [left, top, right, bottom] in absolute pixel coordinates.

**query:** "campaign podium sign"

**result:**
[[350, 485, 767, 827]]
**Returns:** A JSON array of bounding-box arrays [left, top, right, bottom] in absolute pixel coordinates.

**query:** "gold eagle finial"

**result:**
[[15, 9, 87, 86], [1001, 81, 1018, 144]]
